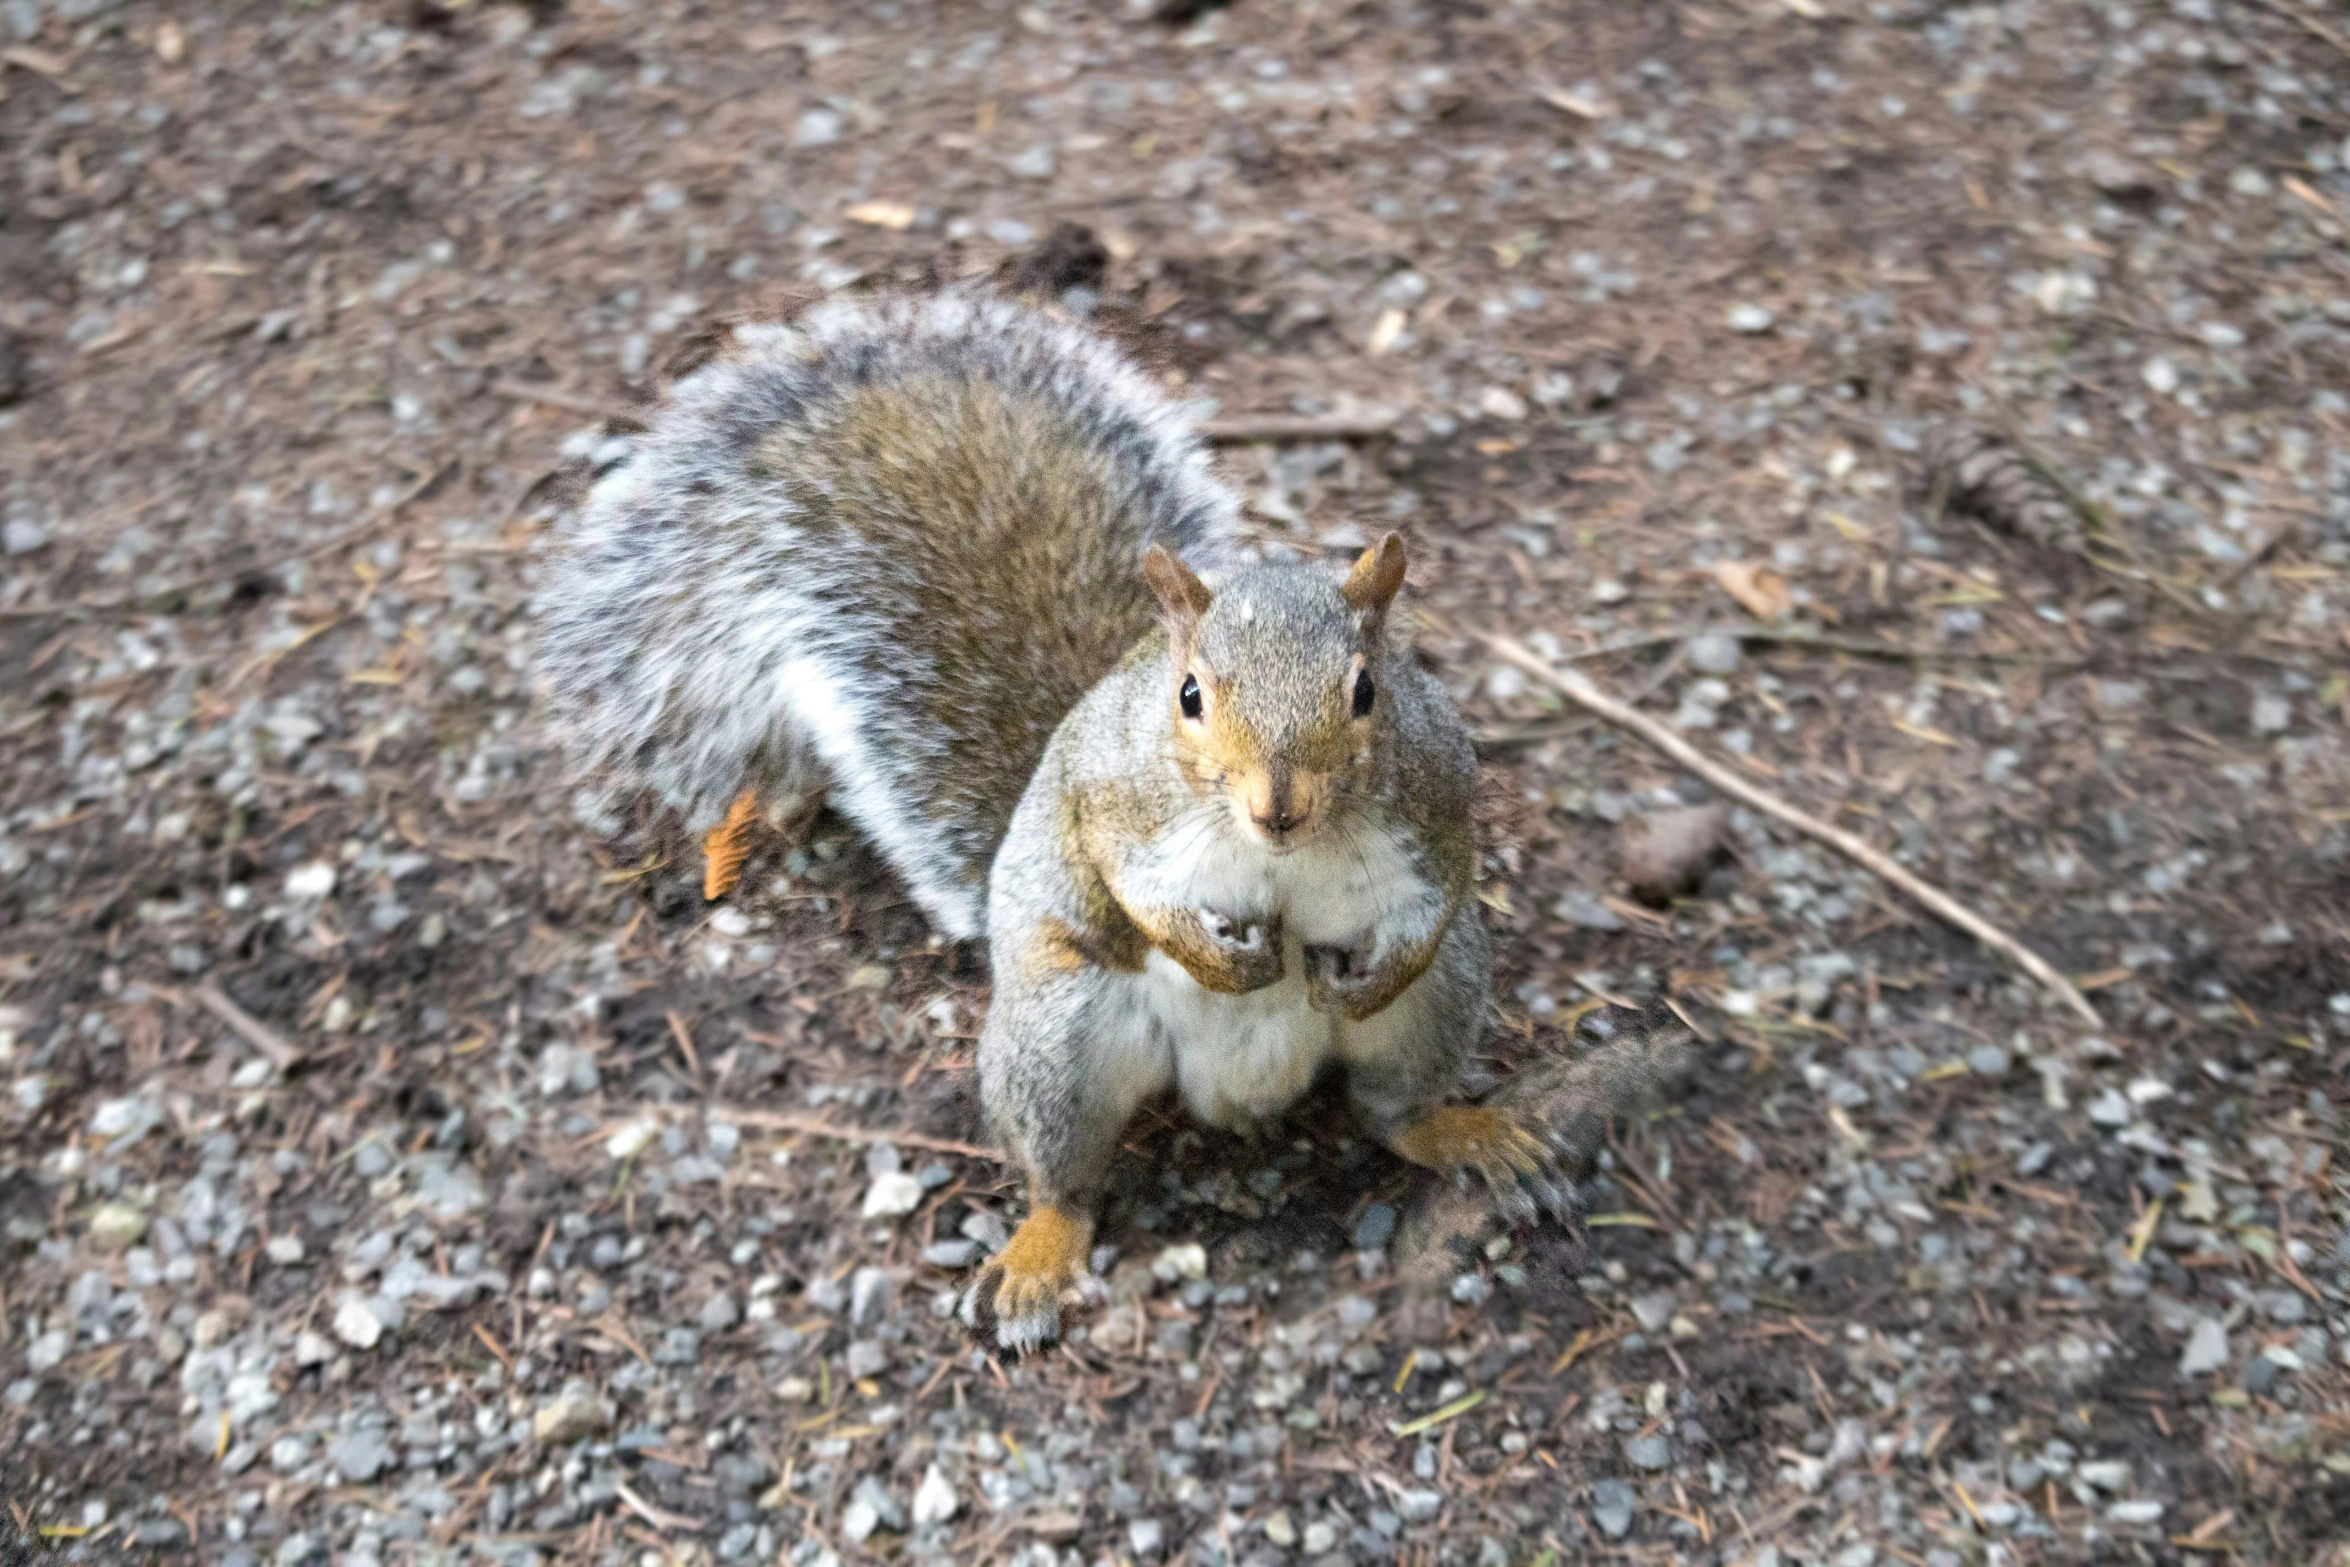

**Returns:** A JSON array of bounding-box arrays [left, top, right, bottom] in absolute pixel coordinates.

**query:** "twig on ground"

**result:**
[[1480, 633, 2104, 1028], [1497, 624, 2084, 670], [2241, 0, 2350, 63], [684, 1105, 1003, 1162], [490, 380, 622, 418], [183, 983, 305, 1071], [613, 1482, 703, 1535], [1, 45, 75, 85], [1200, 412, 1399, 443]]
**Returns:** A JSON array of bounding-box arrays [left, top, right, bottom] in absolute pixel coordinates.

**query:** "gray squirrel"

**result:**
[[537, 290, 1567, 1352]]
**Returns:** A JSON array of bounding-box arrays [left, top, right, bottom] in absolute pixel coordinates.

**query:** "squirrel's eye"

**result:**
[[1179, 673, 1203, 721], [1352, 669, 1376, 718]]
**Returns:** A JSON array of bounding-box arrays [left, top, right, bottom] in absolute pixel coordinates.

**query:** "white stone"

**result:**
[[1477, 387, 1528, 421], [333, 1297, 383, 1350], [861, 1171, 923, 1219], [606, 1119, 659, 1161], [2076, 1459, 2131, 1492], [1152, 1244, 1208, 1283], [911, 1464, 959, 1526], [284, 862, 337, 900]]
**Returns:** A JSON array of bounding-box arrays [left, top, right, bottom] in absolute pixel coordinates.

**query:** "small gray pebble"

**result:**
[[850, 1267, 894, 1327], [1686, 630, 1742, 675], [1590, 1477, 1637, 1539], [1552, 890, 1625, 931], [850, 1475, 906, 1532], [1625, 1433, 1672, 1470], [329, 1432, 389, 1484]]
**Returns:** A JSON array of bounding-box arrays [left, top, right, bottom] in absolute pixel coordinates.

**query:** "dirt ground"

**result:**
[[3, 2, 2348, 1565]]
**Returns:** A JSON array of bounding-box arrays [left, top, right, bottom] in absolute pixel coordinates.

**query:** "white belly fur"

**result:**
[[1109, 812, 1433, 1132]]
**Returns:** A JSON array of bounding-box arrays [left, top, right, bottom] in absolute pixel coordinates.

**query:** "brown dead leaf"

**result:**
[[1713, 560, 1792, 621], [702, 789, 759, 900]]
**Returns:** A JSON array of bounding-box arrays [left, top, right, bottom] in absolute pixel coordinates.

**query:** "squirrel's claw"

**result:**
[[956, 1205, 1098, 1357], [1485, 1176, 1540, 1227], [1394, 1106, 1575, 1231], [1303, 941, 1383, 1018]]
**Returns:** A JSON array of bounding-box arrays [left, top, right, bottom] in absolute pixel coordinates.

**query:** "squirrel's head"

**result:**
[[1142, 535, 1409, 849]]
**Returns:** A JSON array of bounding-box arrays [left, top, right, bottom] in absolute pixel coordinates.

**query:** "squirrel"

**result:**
[[537, 289, 1569, 1352]]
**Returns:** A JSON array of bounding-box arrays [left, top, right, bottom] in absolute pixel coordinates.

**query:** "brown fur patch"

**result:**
[[1341, 533, 1408, 611], [750, 374, 1171, 855], [1032, 913, 1149, 976]]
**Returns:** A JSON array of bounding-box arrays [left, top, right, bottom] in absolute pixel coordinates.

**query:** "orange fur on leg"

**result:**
[[1388, 1105, 1546, 1174], [962, 1203, 1096, 1354], [1387, 1105, 1568, 1226]]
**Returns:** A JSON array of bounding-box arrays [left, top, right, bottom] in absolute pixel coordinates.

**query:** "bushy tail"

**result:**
[[1393, 1025, 1697, 1291], [534, 288, 1242, 937]]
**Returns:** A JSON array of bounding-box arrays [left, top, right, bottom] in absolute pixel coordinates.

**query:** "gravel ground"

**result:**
[[3, 2, 2349, 1565]]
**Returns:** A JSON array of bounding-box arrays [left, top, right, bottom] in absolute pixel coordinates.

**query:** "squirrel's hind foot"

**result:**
[[957, 1204, 1101, 1355], [1387, 1105, 1576, 1227]]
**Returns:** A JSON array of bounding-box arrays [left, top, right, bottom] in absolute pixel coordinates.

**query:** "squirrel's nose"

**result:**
[[1250, 807, 1300, 838]]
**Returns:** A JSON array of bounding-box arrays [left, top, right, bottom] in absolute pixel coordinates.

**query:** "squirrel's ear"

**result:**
[[1342, 532, 1408, 613], [1143, 544, 1215, 626]]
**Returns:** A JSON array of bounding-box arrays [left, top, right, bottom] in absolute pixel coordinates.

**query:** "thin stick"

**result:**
[[612, 1481, 703, 1534], [489, 381, 621, 418], [2241, 0, 2350, 64], [1480, 633, 2103, 1028], [1200, 412, 1399, 443], [687, 1105, 1003, 1162], [187, 982, 306, 1070], [1455, 621, 2086, 672]]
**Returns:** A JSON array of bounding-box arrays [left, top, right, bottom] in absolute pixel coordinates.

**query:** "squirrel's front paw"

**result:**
[[1304, 939, 1389, 1019], [956, 1205, 1100, 1356], [1196, 909, 1284, 991], [1388, 1106, 1576, 1227]]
